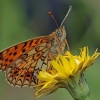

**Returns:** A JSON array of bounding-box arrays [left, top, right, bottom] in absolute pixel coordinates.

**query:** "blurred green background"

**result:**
[[0, 0, 100, 100]]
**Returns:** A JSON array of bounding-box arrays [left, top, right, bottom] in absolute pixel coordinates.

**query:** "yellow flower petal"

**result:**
[[51, 60, 66, 77], [38, 71, 54, 81]]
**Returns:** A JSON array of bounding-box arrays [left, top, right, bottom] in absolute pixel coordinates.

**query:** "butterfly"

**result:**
[[0, 6, 72, 88]]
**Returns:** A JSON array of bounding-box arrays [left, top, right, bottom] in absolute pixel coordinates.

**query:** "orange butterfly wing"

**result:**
[[0, 36, 54, 87]]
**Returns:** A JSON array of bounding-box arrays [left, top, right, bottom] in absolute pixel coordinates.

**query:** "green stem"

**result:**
[[84, 96, 90, 100], [79, 96, 90, 100]]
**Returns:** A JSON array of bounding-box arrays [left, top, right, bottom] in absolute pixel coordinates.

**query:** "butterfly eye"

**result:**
[[57, 31, 62, 37]]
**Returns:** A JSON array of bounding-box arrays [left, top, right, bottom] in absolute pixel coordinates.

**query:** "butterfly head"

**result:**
[[55, 26, 66, 42]]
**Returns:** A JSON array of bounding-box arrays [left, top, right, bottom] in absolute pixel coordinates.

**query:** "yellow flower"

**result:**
[[35, 47, 100, 99]]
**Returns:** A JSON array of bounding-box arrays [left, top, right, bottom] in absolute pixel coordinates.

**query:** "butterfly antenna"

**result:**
[[60, 6, 72, 27], [60, 6, 72, 51], [48, 12, 59, 27]]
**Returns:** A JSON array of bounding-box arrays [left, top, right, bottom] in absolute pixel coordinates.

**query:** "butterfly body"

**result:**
[[0, 25, 67, 87]]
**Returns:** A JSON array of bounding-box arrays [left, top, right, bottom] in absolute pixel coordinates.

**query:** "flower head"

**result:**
[[35, 47, 100, 99]]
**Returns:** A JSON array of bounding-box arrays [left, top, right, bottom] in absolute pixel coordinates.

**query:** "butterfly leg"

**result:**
[[64, 39, 70, 51]]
